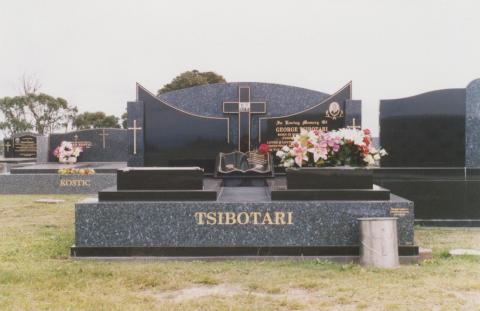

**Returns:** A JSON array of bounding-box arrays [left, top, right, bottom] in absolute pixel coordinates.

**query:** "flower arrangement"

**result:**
[[53, 141, 83, 164], [58, 168, 95, 175], [275, 128, 387, 168]]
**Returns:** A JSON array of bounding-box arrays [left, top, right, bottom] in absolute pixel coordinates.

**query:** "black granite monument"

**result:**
[[127, 82, 362, 173], [3, 132, 39, 158], [376, 78, 480, 226]]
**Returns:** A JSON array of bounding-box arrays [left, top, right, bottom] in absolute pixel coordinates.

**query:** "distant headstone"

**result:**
[[380, 89, 466, 167], [48, 128, 128, 162], [3, 132, 39, 158]]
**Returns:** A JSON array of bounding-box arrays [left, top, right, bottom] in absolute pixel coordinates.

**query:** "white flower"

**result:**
[[363, 154, 375, 165], [282, 146, 290, 152], [276, 150, 285, 158], [373, 154, 381, 161], [379, 149, 388, 156]]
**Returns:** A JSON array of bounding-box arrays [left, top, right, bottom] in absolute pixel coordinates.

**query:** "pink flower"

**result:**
[[293, 146, 308, 167]]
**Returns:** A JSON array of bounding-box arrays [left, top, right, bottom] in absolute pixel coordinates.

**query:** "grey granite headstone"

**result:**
[[48, 128, 128, 162], [466, 78, 480, 167], [36, 135, 48, 163]]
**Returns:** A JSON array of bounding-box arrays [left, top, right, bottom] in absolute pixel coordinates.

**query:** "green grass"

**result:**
[[0, 195, 479, 310]]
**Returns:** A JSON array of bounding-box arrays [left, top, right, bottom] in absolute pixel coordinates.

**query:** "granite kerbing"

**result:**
[[466, 78, 480, 168], [74, 195, 414, 248], [0, 173, 116, 194]]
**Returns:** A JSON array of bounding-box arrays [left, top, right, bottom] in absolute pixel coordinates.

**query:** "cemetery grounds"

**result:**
[[0, 195, 479, 310]]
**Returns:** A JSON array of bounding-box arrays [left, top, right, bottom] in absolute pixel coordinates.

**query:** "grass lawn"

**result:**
[[0, 195, 479, 310]]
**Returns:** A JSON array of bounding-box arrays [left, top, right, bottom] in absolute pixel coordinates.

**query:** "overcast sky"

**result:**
[[1, 0, 479, 135]]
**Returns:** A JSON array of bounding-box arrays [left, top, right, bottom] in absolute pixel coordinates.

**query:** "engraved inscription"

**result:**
[[390, 207, 410, 217], [194, 211, 293, 225], [59, 179, 91, 187]]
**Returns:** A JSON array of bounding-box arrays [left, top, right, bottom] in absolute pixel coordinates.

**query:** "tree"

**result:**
[[0, 96, 32, 136], [121, 112, 128, 129], [73, 111, 121, 129], [24, 93, 77, 135], [157, 70, 226, 95]]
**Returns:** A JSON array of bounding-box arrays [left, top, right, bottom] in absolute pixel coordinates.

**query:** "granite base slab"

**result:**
[[73, 195, 416, 257], [270, 185, 390, 201], [0, 173, 116, 194]]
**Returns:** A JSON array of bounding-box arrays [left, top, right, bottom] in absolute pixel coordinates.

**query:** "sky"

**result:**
[[0, 0, 479, 136]]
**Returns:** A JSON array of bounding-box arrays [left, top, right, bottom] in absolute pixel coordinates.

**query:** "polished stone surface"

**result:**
[[466, 78, 480, 167], [271, 184, 390, 201], [0, 173, 116, 194], [380, 88, 466, 167], [133, 82, 361, 173], [3, 132, 39, 158], [74, 194, 414, 248], [285, 167, 373, 189], [139, 85, 233, 173], [372, 167, 480, 226], [49, 128, 128, 162], [117, 167, 204, 190], [10, 162, 126, 174], [36, 135, 48, 163]]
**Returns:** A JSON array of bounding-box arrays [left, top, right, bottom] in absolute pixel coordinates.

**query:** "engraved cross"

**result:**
[[99, 129, 109, 149], [128, 120, 142, 155]]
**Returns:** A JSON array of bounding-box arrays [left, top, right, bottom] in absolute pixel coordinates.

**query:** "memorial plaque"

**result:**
[[259, 83, 351, 153], [13, 135, 37, 158]]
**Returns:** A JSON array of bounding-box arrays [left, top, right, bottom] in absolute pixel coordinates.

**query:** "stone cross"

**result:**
[[223, 86, 266, 152], [347, 118, 361, 130], [99, 129, 109, 149], [128, 120, 142, 155]]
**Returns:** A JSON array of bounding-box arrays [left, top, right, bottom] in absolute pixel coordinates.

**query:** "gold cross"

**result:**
[[347, 118, 361, 130], [128, 120, 142, 155], [99, 129, 109, 149]]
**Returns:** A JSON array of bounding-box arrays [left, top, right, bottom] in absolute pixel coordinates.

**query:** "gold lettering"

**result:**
[[225, 212, 236, 225], [195, 212, 206, 225], [237, 212, 249, 224], [275, 212, 286, 225], [193, 212, 294, 225], [250, 212, 261, 224], [287, 212, 293, 224], [263, 212, 273, 224], [206, 212, 217, 225], [217, 212, 224, 225], [59, 179, 91, 187]]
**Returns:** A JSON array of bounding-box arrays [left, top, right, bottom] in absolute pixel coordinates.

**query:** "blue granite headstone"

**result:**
[[466, 78, 480, 168]]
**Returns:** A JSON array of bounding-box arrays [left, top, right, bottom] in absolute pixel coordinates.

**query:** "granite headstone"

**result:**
[[48, 128, 128, 162], [129, 82, 362, 173]]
